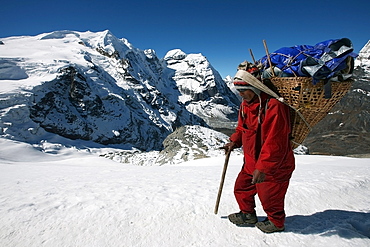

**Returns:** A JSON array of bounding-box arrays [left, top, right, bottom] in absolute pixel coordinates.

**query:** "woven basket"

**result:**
[[270, 77, 353, 149]]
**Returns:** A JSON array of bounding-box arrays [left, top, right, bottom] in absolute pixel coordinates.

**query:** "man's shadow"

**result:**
[[285, 209, 370, 239], [222, 210, 370, 239]]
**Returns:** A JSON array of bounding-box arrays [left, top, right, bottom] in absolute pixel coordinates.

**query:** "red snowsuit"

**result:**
[[229, 92, 295, 228]]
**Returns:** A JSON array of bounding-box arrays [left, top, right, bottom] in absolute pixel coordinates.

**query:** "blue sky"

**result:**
[[1, 0, 369, 78]]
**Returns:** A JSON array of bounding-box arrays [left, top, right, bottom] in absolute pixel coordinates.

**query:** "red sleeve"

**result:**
[[229, 104, 244, 147], [255, 100, 291, 175]]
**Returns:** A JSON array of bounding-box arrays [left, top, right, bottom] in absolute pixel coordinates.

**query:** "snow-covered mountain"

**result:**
[[355, 40, 370, 76], [1, 30, 369, 157], [0, 30, 239, 151], [164, 49, 239, 128]]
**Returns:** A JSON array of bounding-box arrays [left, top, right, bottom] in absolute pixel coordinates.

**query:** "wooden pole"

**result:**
[[214, 149, 231, 214], [263, 39, 276, 77], [249, 49, 256, 64]]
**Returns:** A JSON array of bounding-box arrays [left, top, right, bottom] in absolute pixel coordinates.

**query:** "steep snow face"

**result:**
[[355, 40, 370, 65], [165, 49, 240, 128], [355, 40, 370, 79], [0, 30, 239, 150]]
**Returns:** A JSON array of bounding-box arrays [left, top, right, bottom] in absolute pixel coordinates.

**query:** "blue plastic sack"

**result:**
[[259, 38, 357, 84]]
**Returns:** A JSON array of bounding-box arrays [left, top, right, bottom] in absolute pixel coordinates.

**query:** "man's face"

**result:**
[[239, 89, 256, 102]]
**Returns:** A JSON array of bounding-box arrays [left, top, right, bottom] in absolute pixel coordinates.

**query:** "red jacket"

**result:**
[[230, 93, 295, 182]]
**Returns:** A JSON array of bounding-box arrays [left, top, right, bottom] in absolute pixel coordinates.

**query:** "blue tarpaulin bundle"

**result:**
[[259, 38, 358, 84]]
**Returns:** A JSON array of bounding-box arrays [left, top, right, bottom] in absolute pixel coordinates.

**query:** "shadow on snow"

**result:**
[[285, 209, 370, 239], [221, 210, 370, 239]]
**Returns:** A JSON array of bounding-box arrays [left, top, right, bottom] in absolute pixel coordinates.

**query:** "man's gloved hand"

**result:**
[[252, 169, 265, 184], [223, 142, 236, 154]]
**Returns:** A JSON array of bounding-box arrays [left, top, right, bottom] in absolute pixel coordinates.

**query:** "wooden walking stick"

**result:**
[[214, 148, 231, 214]]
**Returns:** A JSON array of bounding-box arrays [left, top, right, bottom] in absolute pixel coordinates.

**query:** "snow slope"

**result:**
[[0, 138, 369, 247]]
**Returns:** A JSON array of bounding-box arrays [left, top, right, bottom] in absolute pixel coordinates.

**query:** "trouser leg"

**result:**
[[234, 169, 257, 214], [256, 181, 289, 228]]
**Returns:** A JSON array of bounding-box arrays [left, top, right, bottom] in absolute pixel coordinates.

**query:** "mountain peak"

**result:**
[[39, 30, 80, 40], [0, 30, 239, 151], [164, 49, 187, 60]]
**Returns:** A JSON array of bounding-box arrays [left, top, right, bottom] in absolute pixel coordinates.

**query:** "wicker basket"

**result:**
[[270, 77, 353, 149]]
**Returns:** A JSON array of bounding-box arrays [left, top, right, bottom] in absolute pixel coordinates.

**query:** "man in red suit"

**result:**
[[224, 62, 295, 233]]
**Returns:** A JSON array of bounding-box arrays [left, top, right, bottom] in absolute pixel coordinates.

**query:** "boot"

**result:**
[[255, 218, 285, 233], [228, 211, 258, 225]]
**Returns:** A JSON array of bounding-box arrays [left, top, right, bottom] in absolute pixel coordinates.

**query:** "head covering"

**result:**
[[233, 81, 261, 96], [234, 61, 262, 95], [233, 61, 284, 124], [237, 61, 261, 78], [233, 67, 283, 102]]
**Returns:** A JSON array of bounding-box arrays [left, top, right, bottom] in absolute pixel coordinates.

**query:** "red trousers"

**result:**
[[234, 169, 290, 228]]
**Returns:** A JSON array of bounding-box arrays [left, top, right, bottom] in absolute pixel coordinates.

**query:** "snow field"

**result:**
[[0, 139, 369, 247]]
